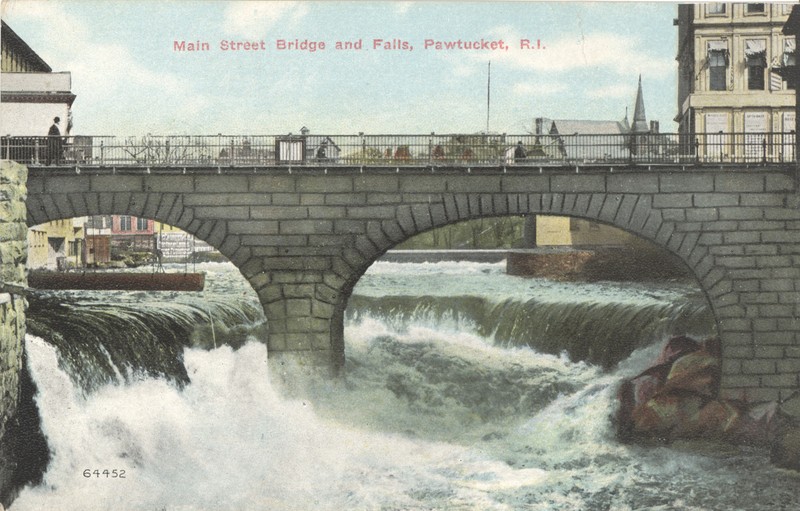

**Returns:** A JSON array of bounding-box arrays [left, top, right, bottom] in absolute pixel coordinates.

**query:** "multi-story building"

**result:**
[[675, 2, 796, 161], [1, 20, 76, 144]]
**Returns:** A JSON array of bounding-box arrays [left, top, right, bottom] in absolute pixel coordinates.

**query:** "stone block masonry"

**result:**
[[0, 160, 27, 505], [23, 166, 800, 404]]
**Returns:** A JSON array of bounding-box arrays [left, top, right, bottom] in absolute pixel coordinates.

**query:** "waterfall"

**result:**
[[346, 294, 713, 368]]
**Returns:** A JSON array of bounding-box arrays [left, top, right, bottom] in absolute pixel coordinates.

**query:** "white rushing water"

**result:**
[[12, 261, 800, 510]]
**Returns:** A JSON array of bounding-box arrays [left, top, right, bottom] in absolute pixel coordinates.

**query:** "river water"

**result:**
[[11, 261, 800, 510]]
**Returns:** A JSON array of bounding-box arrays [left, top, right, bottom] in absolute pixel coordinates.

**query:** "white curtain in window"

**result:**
[[745, 39, 766, 56], [707, 40, 729, 65], [707, 40, 727, 52], [784, 38, 796, 66]]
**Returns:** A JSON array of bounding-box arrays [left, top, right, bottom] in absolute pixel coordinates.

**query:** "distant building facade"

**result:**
[[534, 217, 642, 247], [84, 215, 219, 264], [675, 2, 796, 161], [109, 215, 155, 255], [27, 219, 85, 270]]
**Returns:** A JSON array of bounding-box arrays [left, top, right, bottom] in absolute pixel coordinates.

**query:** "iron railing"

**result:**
[[2, 132, 797, 167]]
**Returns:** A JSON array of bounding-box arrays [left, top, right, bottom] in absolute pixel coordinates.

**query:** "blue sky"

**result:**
[[2, 1, 679, 136]]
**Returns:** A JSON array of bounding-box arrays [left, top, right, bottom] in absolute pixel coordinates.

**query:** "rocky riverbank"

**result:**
[[616, 335, 800, 471]]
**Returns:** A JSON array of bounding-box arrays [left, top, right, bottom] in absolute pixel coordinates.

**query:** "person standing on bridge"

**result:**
[[514, 141, 527, 163], [316, 139, 329, 162], [46, 117, 64, 165]]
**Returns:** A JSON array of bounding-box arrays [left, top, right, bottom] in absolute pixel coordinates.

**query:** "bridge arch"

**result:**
[[334, 191, 724, 358], [25, 189, 222, 256]]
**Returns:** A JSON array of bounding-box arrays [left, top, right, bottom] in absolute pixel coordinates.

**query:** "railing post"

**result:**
[[762, 136, 767, 164], [694, 137, 700, 164]]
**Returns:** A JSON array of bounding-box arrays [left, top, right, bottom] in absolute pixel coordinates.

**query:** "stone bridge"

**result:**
[[25, 165, 800, 403]]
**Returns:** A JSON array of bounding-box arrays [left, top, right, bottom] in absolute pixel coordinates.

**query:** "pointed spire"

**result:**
[[622, 106, 630, 132], [632, 75, 649, 134]]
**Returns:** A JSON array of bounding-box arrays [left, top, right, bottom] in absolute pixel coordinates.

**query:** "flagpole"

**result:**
[[486, 61, 491, 134]]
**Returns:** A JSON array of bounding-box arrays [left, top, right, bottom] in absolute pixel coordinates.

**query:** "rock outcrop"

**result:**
[[616, 335, 800, 471]]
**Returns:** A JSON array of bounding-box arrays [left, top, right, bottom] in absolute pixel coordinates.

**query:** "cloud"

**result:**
[[222, 1, 309, 38], [462, 26, 674, 78]]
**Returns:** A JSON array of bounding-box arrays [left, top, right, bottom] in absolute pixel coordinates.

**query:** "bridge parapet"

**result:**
[[23, 165, 800, 403], [6, 130, 799, 168]]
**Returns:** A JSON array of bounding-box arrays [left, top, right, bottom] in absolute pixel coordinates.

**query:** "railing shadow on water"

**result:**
[[3, 132, 797, 168]]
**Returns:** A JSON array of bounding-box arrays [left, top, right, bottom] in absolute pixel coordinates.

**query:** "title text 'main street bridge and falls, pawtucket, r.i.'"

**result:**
[[173, 37, 545, 53]]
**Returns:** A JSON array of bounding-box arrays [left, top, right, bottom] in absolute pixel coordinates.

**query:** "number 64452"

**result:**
[[82, 469, 126, 478]]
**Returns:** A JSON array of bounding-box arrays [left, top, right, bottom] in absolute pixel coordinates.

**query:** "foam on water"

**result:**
[[12, 261, 800, 510], [18, 336, 504, 510]]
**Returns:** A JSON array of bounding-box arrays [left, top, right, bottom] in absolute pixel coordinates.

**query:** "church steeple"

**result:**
[[631, 75, 649, 134]]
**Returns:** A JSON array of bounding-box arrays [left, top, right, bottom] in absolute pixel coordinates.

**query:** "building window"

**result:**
[[119, 215, 132, 231], [706, 3, 726, 15], [708, 42, 729, 91], [136, 217, 149, 231], [747, 4, 765, 14], [746, 40, 767, 91], [68, 240, 81, 257]]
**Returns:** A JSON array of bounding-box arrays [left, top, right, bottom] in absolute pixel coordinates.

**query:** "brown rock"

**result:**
[[664, 349, 720, 397], [696, 400, 742, 440], [669, 393, 707, 439], [631, 363, 672, 406], [656, 335, 701, 366], [632, 393, 680, 434], [616, 363, 673, 440]]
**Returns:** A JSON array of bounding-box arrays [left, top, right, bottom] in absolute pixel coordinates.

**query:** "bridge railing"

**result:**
[[2, 132, 796, 167]]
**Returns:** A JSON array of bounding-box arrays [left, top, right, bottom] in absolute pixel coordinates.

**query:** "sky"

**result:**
[[1, 1, 680, 136]]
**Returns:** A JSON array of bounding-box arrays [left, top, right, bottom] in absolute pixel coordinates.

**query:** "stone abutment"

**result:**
[[0, 161, 29, 505]]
